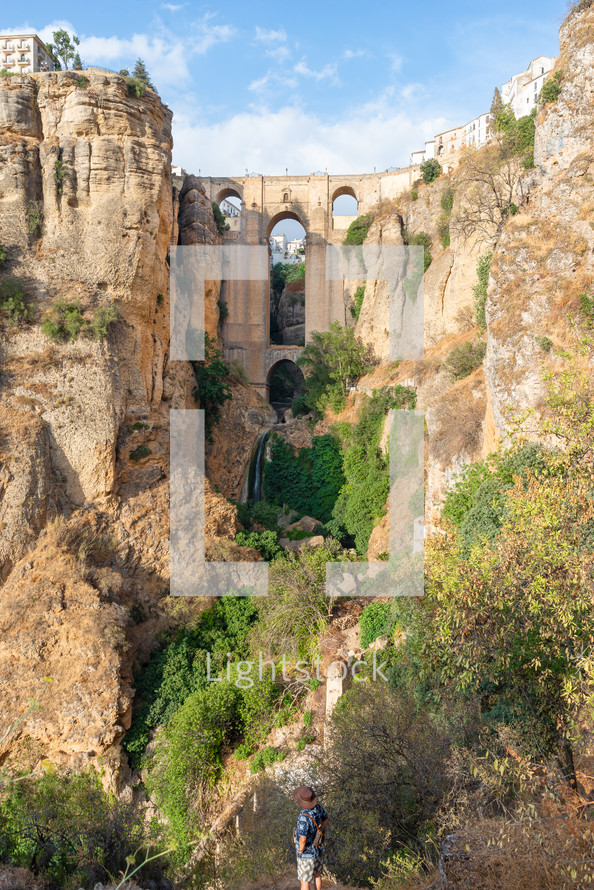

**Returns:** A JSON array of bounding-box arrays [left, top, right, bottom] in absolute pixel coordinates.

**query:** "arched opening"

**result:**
[[267, 212, 306, 347], [214, 188, 243, 234], [332, 186, 358, 217], [267, 360, 305, 418]]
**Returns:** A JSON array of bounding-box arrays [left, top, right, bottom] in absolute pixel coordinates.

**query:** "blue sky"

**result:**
[[4, 0, 564, 176]]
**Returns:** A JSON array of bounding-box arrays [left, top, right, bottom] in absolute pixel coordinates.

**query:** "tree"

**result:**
[[72, 51, 83, 70], [421, 370, 594, 782], [490, 86, 504, 118], [420, 158, 442, 184], [296, 321, 374, 416], [46, 29, 80, 70], [191, 333, 232, 441], [132, 57, 155, 90]]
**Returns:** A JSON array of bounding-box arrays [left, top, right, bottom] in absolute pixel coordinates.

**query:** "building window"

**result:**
[[283, 192, 289, 202]]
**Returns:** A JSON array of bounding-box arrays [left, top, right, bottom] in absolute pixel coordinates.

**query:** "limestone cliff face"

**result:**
[[0, 71, 199, 786], [0, 70, 173, 567], [486, 1, 594, 438]]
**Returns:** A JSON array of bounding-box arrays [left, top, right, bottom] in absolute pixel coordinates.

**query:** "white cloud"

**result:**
[[254, 26, 290, 62], [255, 27, 288, 44], [343, 48, 370, 60], [29, 16, 235, 87], [171, 94, 452, 176], [162, 2, 187, 10], [294, 58, 339, 84], [388, 52, 404, 73]]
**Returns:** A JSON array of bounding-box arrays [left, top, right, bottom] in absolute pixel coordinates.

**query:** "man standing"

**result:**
[[293, 785, 329, 890]]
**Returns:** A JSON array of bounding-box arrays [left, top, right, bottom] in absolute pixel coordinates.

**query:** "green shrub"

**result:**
[[91, 304, 119, 339], [420, 158, 441, 184], [0, 68, 16, 78], [125, 75, 145, 97], [443, 340, 486, 380], [236, 500, 282, 532], [296, 321, 374, 417], [74, 74, 88, 87], [54, 159, 68, 194], [130, 421, 148, 431], [217, 297, 229, 322], [410, 189, 419, 201], [329, 386, 416, 554], [343, 214, 374, 246], [263, 433, 345, 524], [539, 71, 563, 104], [438, 215, 450, 249], [124, 598, 258, 766], [0, 278, 33, 326], [191, 333, 232, 441], [349, 284, 365, 321], [360, 602, 394, 648], [212, 202, 230, 235], [403, 232, 431, 302], [303, 709, 313, 728], [0, 245, 5, 268], [442, 443, 549, 555], [0, 771, 161, 888], [536, 335, 553, 353], [130, 444, 152, 461], [250, 746, 287, 774], [42, 300, 85, 342], [285, 262, 305, 283], [235, 529, 283, 560], [473, 251, 493, 330], [27, 201, 43, 236], [441, 187, 455, 215]]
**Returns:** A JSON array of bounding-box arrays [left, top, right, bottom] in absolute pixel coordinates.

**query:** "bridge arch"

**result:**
[[266, 357, 305, 406], [215, 185, 243, 206], [265, 209, 308, 239]]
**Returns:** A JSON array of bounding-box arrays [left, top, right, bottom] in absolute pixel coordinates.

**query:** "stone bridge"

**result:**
[[198, 168, 419, 398]]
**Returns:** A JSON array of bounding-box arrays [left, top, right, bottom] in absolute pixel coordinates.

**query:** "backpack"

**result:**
[[293, 809, 325, 850]]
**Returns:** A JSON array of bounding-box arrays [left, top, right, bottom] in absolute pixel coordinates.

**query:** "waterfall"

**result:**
[[250, 431, 270, 502]]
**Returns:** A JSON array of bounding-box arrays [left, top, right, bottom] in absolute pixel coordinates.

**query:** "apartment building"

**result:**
[[0, 34, 55, 73]]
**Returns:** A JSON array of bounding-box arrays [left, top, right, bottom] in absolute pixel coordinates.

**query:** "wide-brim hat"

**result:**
[[293, 785, 318, 809]]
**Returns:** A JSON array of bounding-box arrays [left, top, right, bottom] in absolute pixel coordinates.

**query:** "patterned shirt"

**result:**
[[296, 803, 329, 858]]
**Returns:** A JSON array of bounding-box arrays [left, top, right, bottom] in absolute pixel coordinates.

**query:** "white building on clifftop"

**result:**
[[502, 56, 556, 117], [0, 34, 55, 73]]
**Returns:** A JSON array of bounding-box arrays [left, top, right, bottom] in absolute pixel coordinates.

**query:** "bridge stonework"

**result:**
[[198, 168, 419, 398]]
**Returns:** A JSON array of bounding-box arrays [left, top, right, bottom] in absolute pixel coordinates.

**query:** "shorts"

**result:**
[[297, 851, 323, 883]]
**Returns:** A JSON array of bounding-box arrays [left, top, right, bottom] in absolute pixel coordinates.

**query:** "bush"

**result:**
[[235, 529, 283, 560], [212, 202, 230, 235], [236, 500, 282, 532], [249, 543, 339, 658], [443, 340, 486, 380], [91, 304, 119, 339], [250, 746, 286, 773], [420, 158, 441, 184], [191, 333, 232, 441], [54, 159, 67, 194], [41, 300, 85, 342], [473, 251, 493, 330], [0, 246, 5, 268], [125, 75, 145, 97], [130, 444, 152, 461], [578, 292, 594, 326], [263, 433, 345, 524], [349, 285, 366, 320], [538, 71, 563, 104], [0, 771, 162, 888], [330, 386, 416, 554], [27, 201, 43, 236], [0, 278, 33, 326], [321, 682, 452, 885], [343, 214, 374, 246], [359, 602, 394, 648], [441, 187, 455, 215], [217, 297, 229, 322], [536, 335, 553, 353], [124, 597, 259, 766], [410, 189, 419, 201], [296, 321, 374, 417]]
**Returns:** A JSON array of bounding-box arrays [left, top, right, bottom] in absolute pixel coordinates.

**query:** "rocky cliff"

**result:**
[[0, 70, 240, 787]]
